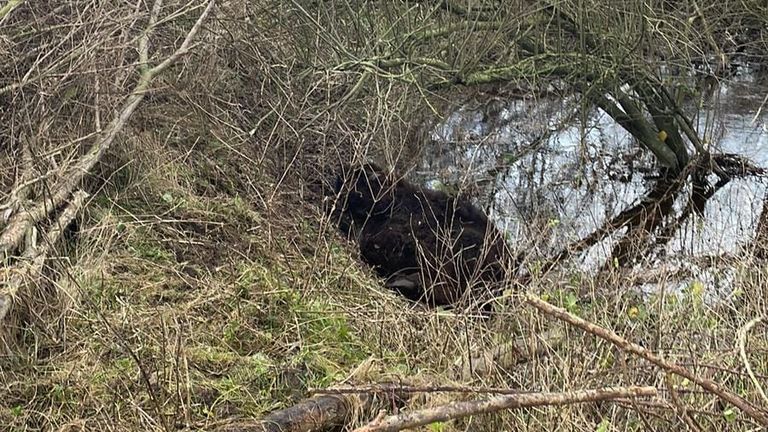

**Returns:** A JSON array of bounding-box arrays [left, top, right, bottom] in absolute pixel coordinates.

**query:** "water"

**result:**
[[415, 68, 768, 285]]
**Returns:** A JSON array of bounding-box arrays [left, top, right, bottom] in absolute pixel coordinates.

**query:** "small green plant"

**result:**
[[161, 192, 175, 204], [564, 291, 580, 314], [686, 280, 705, 300], [9, 406, 23, 417], [528, 260, 543, 278], [49, 384, 66, 403], [114, 357, 134, 372], [428, 421, 446, 432], [723, 408, 736, 423], [502, 152, 520, 165], [223, 320, 241, 344]]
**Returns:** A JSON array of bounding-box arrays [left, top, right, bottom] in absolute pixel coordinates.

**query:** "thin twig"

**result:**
[[525, 294, 768, 427], [310, 384, 530, 396], [738, 316, 768, 406]]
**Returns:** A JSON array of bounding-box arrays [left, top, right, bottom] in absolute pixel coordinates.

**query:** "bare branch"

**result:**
[[0, 0, 217, 341], [0, 190, 89, 326], [138, 0, 164, 69], [0, 0, 216, 259], [352, 386, 657, 432], [525, 294, 768, 427], [150, 0, 215, 76], [738, 316, 768, 406]]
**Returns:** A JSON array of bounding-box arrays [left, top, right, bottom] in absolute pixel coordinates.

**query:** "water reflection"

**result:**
[[415, 70, 768, 277]]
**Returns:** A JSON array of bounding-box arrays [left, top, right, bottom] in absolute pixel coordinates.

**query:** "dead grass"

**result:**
[[1, 1, 767, 431]]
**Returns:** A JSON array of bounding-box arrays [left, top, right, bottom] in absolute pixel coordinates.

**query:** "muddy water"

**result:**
[[415, 69, 768, 291]]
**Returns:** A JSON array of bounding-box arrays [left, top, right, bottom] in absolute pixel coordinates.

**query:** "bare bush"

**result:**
[[1, 0, 768, 431]]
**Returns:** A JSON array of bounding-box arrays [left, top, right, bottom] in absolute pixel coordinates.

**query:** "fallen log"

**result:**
[[217, 390, 404, 432]]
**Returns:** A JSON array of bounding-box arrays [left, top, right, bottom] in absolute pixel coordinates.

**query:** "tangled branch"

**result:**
[[0, 0, 216, 336], [525, 294, 768, 427]]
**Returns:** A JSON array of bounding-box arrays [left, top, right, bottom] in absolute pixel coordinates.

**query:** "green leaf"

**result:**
[[502, 152, 519, 164], [428, 421, 446, 432], [565, 292, 579, 313], [10, 405, 23, 417], [723, 408, 736, 422], [595, 418, 610, 432]]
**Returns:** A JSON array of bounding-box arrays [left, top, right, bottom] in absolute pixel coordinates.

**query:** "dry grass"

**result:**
[[1, 0, 767, 431]]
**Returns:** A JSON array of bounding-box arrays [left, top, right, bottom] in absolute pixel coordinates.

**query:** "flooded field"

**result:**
[[413, 68, 768, 297]]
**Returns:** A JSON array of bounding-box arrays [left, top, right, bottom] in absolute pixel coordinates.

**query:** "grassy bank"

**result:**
[[1, 1, 767, 431]]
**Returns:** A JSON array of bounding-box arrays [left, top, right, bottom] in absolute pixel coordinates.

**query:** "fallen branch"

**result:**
[[0, 0, 216, 333], [310, 384, 530, 396], [216, 391, 405, 432], [525, 294, 768, 427], [259, 326, 564, 431], [352, 385, 657, 432], [0, 190, 89, 344]]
